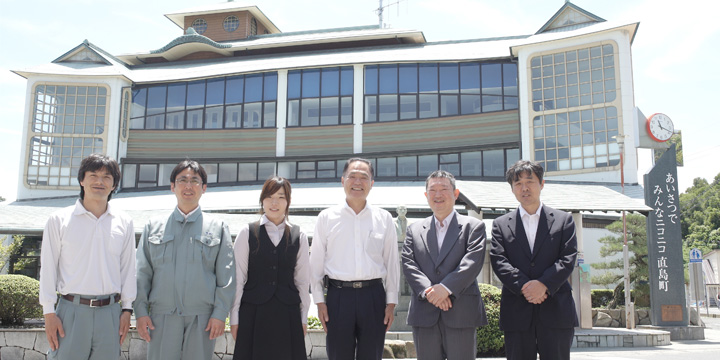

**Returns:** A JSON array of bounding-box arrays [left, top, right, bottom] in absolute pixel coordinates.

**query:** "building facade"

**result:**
[[13, 1, 640, 200]]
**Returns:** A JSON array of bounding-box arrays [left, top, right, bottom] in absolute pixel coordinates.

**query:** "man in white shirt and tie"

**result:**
[[310, 157, 400, 360], [39, 154, 136, 360], [401, 170, 487, 360]]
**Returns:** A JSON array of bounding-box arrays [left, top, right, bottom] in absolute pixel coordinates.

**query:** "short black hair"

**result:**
[[77, 154, 121, 201], [170, 159, 208, 185], [505, 160, 544, 185], [425, 170, 456, 191], [342, 157, 374, 180]]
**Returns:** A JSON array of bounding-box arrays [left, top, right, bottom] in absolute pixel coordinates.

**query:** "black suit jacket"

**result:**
[[489, 205, 578, 332]]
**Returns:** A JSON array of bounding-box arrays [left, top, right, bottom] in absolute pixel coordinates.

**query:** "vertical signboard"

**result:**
[[644, 144, 688, 326]]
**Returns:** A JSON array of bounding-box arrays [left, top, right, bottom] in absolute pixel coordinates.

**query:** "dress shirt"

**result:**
[[230, 215, 311, 325], [310, 201, 400, 305], [434, 211, 457, 251], [519, 202, 543, 254], [39, 200, 137, 314]]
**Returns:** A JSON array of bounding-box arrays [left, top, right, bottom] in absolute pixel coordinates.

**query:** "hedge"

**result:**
[[0, 274, 43, 325], [477, 283, 504, 357]]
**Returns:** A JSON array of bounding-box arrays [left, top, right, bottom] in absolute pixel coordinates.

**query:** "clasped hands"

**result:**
[[522, 280, 548, 304], [424, 284, 452, 311]]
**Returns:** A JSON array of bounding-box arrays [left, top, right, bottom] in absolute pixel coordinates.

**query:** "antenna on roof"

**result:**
[[376, 0, 408, 28]]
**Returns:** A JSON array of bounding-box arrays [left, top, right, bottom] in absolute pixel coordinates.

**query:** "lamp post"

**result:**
[[614, 134, 634, 329]]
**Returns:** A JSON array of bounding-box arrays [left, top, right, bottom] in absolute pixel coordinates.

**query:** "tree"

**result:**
[[679, 173, 720, 252], [0, 195, 5, 202], [0, 235, 31, 274], [591, 214, 649, 308]]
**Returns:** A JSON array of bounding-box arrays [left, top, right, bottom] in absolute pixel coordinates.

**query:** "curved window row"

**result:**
[[364, 62, 518, 123], [130, 72, 278, 130], [287, 67, 354, 127], [533, 106, 620, 172], [121, 148, 519, 189]]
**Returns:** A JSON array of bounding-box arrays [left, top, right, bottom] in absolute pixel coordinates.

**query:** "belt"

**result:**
[[62, 294, 121, 307], [328, 278, 382, 289]]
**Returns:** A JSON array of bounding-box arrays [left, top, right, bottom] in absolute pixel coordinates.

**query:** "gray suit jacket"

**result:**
[[401, 213, 487, 328]]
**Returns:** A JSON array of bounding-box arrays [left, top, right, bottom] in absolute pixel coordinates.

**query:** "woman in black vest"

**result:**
[[230, 176, 310, 359]]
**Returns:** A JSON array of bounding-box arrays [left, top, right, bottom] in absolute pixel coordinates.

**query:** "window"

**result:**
[[26, 84, 108, 187], [533, 107, 620, 171], [531, 44, 616, 112], [130, 72, 278, 130], [223, 16, 239, 32], [192, 19, 208, 34], [364, 62, 518, 123], [250, 18, 257, 36], [287, 67, 353, 127]]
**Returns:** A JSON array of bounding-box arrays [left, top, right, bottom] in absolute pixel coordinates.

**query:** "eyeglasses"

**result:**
[[175, 177, 203, 186]]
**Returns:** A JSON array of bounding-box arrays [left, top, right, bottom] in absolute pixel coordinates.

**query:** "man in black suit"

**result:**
[[402, 170, 487, 359], [490, 160, 578, 360]]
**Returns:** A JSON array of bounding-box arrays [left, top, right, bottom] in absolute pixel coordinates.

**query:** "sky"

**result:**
[[1, 0, 719, 202]]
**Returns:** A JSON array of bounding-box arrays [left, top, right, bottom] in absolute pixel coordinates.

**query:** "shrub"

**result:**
[[476, 283, 504, 357], [307, 315, 322, 330], [0, 274, 43, 325], [591, 289, 614, 308]]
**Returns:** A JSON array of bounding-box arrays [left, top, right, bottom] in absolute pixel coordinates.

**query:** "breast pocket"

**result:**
[[147, 233, 173, 266], [198, 234, 221, 269], [364, 232, 386, 259]]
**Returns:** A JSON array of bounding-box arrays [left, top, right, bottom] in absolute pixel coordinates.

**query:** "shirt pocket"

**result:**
[[197, 233, 221, 268], [147, 232, 173, 265], [364, 231, 386, 258]]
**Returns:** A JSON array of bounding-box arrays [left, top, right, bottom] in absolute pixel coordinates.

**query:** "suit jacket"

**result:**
[[489, 205, 578, 332], [401, 213, 487, 328]]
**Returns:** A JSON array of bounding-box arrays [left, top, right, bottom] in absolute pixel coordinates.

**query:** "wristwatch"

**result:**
[[122, 309, 133, 315]]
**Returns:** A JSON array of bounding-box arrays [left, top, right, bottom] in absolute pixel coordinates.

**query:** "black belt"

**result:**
[[328, 278, 382, 289], [62, 294, 120, 307]]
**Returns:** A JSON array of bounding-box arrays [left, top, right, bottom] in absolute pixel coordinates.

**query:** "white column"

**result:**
[[275, 69, 288, 157], [469, 210, 492, 285], [571, 212, 592, 329], [352, 64, 364, 154]]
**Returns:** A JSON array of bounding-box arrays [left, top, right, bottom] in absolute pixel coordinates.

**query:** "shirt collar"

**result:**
[[259, 214, 289, 229], [434, 210, 457, 229], [173, 205, 201, 222], [342, 200, 370, 215], [519, 202, 543, 218], [72, 199, 113, 218]]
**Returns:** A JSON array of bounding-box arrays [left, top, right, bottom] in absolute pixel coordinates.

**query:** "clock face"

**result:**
[[647, 113, 674, 142]]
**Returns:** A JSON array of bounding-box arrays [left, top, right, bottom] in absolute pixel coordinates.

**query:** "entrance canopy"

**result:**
[[0, 181, 649, 237]]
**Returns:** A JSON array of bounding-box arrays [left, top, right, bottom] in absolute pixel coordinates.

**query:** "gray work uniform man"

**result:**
[[135, 160, 235, 360], [39, 154, 136, 360], [402, 170, 487, 360]]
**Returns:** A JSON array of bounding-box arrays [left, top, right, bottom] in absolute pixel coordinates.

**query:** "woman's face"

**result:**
[[262, 188, 288, 225]]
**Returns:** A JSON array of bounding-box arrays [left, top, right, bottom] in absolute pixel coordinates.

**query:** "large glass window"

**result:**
[[26, 84, 108, 187], [287, 67, 353, 127], [531, 44, 616, 112], [364, 62, 518, 123], [130, 72, 278, 130]]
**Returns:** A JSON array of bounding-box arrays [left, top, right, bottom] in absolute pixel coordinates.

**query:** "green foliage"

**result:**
[[307, 315, 322, 330], [591, 289, 614, 308], [680, 174, 720, 252], [0, 195, 5, 202], [476, 283, 504, 357], [590, 214, 649, 308], [0, 274, 43, 325], [0, 235, 32, 273]]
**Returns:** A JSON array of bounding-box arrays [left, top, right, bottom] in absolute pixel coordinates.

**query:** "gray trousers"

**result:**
[[147, 313, 215, 360], [412, 317, 477, 360], [48, 294, 122, 360]]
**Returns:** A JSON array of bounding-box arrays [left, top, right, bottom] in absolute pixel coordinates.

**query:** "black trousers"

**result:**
[[503, 307, 574, 360], [325, 282, 387, 360]]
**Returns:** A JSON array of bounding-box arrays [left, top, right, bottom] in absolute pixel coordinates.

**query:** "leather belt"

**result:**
[[62, 294, 120, 307], [329, 278, 382, 289]]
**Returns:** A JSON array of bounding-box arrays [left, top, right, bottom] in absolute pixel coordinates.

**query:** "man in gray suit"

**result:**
[[401, 170, 487, 360]]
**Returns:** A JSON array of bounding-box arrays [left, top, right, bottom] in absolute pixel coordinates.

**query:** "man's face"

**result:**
[[80, 167, 115, 201], [511, 171, 544, 211], [425, 177, 459, 220], [341, 161, 374, 203], [170, 168, 206, 209]]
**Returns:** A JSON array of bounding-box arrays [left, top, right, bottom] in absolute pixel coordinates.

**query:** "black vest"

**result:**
[[241, 221, 301, 305]]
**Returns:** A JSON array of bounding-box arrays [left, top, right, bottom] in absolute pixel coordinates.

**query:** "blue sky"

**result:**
[[1, 0, 719, 202]]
